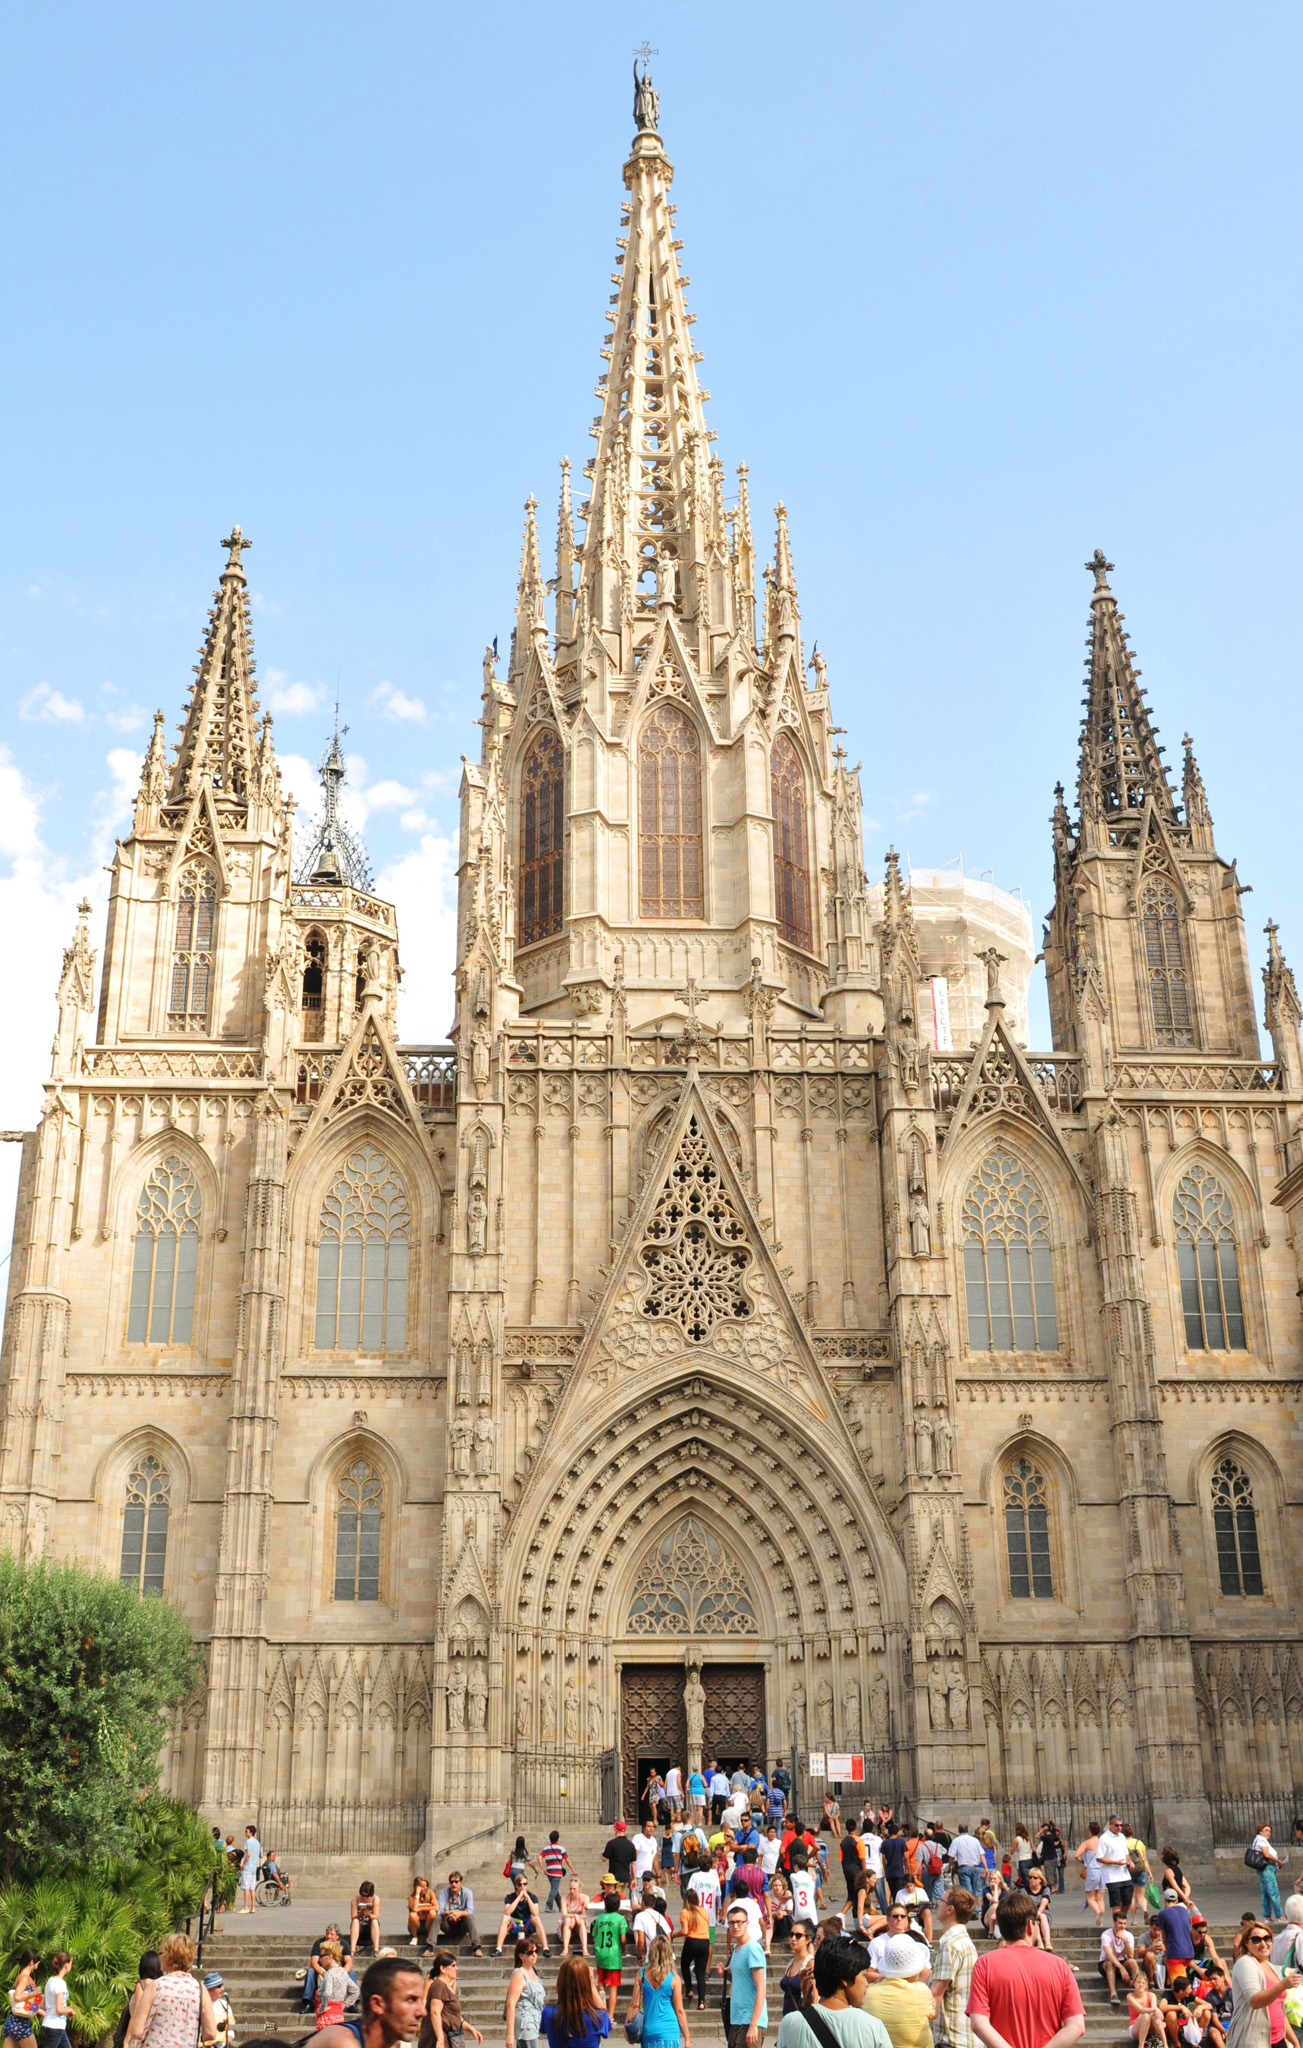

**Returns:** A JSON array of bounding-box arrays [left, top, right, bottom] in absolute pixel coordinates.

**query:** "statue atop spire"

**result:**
[[295, 712, 373, 889], [632, 46, 660, 132]]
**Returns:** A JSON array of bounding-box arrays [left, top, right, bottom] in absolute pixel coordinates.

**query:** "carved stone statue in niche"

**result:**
[[451, 1419, 472, 1476], [909, 1193, 931, 1257], [467, 1184, 488, 1255], [471, 1023, 491, 1093], [684, 1661, 706, 1772], [814, 1677, 834, 1746], [540, 1672, 557, 1741], [447, 1662, 466, 1731], [947, 1662, 969, 1733], [934, 1416, 954, 1476], [870, 1673, 889, 1745], [914, 1414, 934, 1476], [564, 1679, 580, 1744], [515, 1675, 531, 1741], [587, 1682, 603, 1746], [788, 1680, 807, 1752], [467, 1661, 488, 1731], [842, 1677, 862, 1745], [473, 1418, 495, 1475], [927, 1659, 949, 1733]]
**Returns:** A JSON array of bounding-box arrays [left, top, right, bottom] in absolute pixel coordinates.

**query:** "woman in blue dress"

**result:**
[[626, 1935, 691, 2048]]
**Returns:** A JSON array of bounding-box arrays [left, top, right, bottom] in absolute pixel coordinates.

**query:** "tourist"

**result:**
[[315, 1945, 351, 2032], [725, 1904, 768, 2048], [303, 1928, 352, 2011], [1101, 1911, 1140, 2004], [778, 1935, 893, 2048], [1191, 1917, 1223, 1974], [880, 1827, 909, 1905], [421, 1953, 483, 2048], [626, 1932, 692, 2048], [1156, 1891, 1196, 1994], [130, 1955, 163, 2027], [507, 1840, 532, 1885], [125, 1936, 218, 2048], [1124, 1827, 1154, 1926], [262, 1848, 290, 1897], [496, 1874, 549, 1955], [635, 1820, 663, 1889], [239, 1824, 262, 1915], [979, 1869, 1007, 1941], [1011, 1828, 1034, 1890], [645, 1771, 669, 1826], [861, 1933, 935, 2048], [789, 1851, 824, 1936], [1251, 1828, 1287, 1925], [1129, 1981, 1163, 2048], [505, 1936, 545, 2048], [206, 1975, 236, 2048], [686, 1856, 723, 1936], [773, 1764, 792, 1814], [842, 1824, 871, 1921], [39, 1954, 73, 2048], [438, 1874, 483, 1955], [950, 1830, 985, 1902], [605, 1821, 640, 1897], [1036, 1823, 1066, 1898], [932, 1891, 978, 2048], [1162, 1851, 1194, 1912], [558, 1879, 592, 1957], [1097, 1819, 1134, 1920], [666, 1765, 684, 1818], [1272, 1902, 1303, 1972], [868, 1906, 928, 1977], [541, 1955, 614, 2048], [711, 1767, 732, 1826], [592, 1886, 629, 2017], [661, 1820, 679, 1880], [1228, 1926, 1299, 2048], [676, 1886, 713, 2009], [352, 1883, 383, 1957], [315, 1956, 427, 2048], [1074, 1824, 1107, 1930], [777, 1926, 816, 2018], [1022, 1869, 1054, 1952], [538, 1836, 576, 1916], [965, 1892, 1084, 2048], [688, 1769, 708, 1824], [409, 1881, 436, 1951], [768, 1874, 794, 1942], [7, 1952, 40, 2046], [977, 1825, 999, 1882], [891, 1873, 932, 1948], [635, 1886, 674, 1962]]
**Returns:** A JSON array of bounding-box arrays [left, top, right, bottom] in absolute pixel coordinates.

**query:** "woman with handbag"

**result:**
[[505, 1936, 546, 2048], [627, 1934, 691, 2048]]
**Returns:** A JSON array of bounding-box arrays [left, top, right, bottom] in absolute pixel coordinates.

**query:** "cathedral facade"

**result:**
[[4, 72, 1303, 1864]]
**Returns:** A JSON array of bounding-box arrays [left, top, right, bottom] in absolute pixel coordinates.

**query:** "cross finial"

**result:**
[[673, 973, 709, 1056], [221, 525, 251, 571], [634, 40, 658, 63], [1085, 548, 1114, 594]]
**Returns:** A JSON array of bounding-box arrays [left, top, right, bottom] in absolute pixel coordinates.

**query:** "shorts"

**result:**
[[598, 1969, 623, 1991], [1107, 1882, 1134, 1911], [241, 1873, 258, 1890]]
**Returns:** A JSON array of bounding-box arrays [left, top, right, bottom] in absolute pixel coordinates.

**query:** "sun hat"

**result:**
[[203, 1975, 223, 1990], [878, 1935, 929, 1978]]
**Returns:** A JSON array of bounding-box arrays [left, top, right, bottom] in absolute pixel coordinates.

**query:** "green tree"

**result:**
[[0, 1553, 197, 1879]]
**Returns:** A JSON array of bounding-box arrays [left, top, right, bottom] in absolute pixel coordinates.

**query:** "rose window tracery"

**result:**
[[638, 1116, 751, 1340]]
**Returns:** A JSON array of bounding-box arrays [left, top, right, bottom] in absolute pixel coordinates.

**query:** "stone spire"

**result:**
[[763, 501, 802, 670], [511, 496, 547, 676], [294, 715, 373, 888], [555, 459, 576, 649], [1076, 550, 1177, 835], [1182, 730, 1214, 847], [1264, 920, 1303, 1091], [575, 64, 721, 658], [133, 708, 170, 831], [168, 526, 260, 810]]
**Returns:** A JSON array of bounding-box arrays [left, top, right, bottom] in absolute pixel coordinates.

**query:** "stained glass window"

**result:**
[[127, 1157, 201, 1344], [520, 727, 565, 946], [120, 1454, 171, 1595], [1173, 1163, 1246, 1351], [962, 1152, 1058, 1352], [334, 1458, 383, 1601], [1211, 1456, 1263, 1597], [1004, 1458, 1054, 1599], [301, 929, 326, 1041], [771, 731, 812, 952], [639, 704, 703, 919], [627, 1517, 757, 1635], [315, 1146, 410, 1351]]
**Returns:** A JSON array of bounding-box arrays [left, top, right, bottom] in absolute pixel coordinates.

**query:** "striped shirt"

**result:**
[[540, 1844, 568, 1877]]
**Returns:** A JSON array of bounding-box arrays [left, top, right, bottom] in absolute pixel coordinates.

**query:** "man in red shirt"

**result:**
[[968, 1892, 1086, 2048]]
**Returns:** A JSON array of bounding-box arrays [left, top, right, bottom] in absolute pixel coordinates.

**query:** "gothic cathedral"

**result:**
[[4, 69, 1302, 1862]]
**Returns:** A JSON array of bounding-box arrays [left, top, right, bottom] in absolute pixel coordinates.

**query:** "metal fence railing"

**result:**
[[511, 1751, 605, 1824], [1209, 1795, 1303, 1851], [258, 1799, 427, 1855]]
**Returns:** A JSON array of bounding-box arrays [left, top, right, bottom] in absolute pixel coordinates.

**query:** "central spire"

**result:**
[[1076, 549, 1178, 835], [168, 526, 261, 809], [574, 64, 727, 665]]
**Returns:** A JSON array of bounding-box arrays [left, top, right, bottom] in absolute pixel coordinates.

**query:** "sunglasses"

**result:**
[[1249, 1936, 1272, 1945]]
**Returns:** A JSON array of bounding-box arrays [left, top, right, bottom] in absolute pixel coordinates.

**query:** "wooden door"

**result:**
[[703, 1663, 766, 1770], [620, 1663, 686, 1819]]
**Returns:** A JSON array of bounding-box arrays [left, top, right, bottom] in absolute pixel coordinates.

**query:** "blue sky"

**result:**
[[2, 0, 1301, 1196]]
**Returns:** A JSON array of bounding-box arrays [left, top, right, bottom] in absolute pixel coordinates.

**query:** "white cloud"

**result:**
[[400, 806, 433, 832], [20, 681, 86, 725], [373, 681, 428, 724], [264, 671, 325, 717], [0, 747, 44, 859], [249, 591, 286, 615], [105, 704, 148, 735], [278, 751, 323, 817], [376, 832, 459, 1043], [363, 780, 418, 815]]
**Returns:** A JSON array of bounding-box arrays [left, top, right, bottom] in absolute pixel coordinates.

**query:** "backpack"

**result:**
[[926, 1844, 944, 1877]]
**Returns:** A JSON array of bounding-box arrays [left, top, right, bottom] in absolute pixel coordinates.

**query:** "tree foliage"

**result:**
[[0, 1553, 198, 1878]]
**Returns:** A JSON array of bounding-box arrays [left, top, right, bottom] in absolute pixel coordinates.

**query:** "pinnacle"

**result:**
[[167, 528, 263, 810], [1075, 552, 1177, 827]]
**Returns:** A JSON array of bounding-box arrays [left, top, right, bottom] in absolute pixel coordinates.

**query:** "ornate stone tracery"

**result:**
[[640, 1116, 751, 1339], [626, 1515, 758, 1635]]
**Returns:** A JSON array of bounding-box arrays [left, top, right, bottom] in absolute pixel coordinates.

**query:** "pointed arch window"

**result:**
[[771, 731, 812, 952], [519, 726, 565, 946], [1174, 1163, 1246, 1350], [1003, 1456, 1054, 1599], [627, 1516, 758, 1635], [120, 1453, 171, 1595], [127, 1157, 201, 1344], [1211, 1455, 1264, 1596], [315, 1146, 410, 1352], [1142, 881, 1194, 1046], [639, 703, 703, 919], [168, 866, 217, 1031], [301, 929, 326, 1041], [962, 1152, 1059, 1352], [334, 1456, 383, 1601]]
